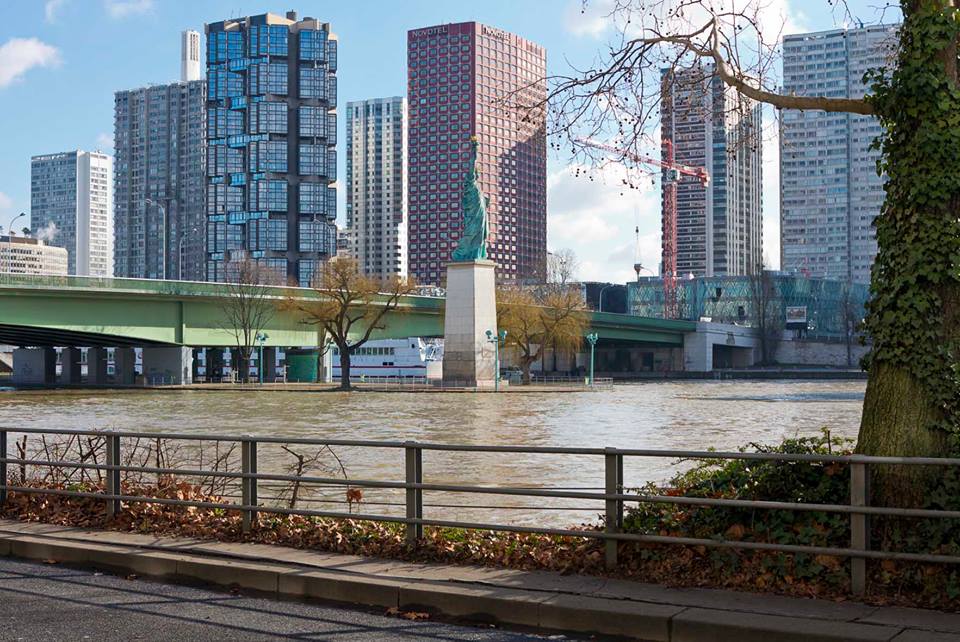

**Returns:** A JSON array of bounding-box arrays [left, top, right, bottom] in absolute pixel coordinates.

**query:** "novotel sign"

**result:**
[[410, 25, 449, 39], [481, 25, 509, 41]]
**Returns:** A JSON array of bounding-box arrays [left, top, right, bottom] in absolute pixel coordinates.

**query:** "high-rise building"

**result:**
[[205, 11, 338, 285], [181, 30, 202, 82], [30, 150, 113, 277], [407, 22, 547, 285], [346, 96, 407, 280], [780, 25, 897, 283], [113, 78, 206, 280], [660, 64, 763, 277]]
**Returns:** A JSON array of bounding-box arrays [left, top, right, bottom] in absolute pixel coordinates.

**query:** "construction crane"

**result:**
[[574, 137, 710, 319]]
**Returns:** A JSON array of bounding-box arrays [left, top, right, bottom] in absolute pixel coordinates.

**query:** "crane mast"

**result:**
[[574, 137, 710, 319]]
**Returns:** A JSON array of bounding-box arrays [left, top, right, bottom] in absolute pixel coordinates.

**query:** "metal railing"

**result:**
[[1, 425, 959, 596]]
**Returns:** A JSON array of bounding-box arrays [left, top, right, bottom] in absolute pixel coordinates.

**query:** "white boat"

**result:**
[[331, 337, 442, 380]]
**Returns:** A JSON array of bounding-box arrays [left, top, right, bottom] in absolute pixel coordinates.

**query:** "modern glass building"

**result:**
[[113, 78, 206, 280], [30, 150, 113, 277], [660, 64, 763, 277], [205, 11, 338, 285], [407, 22, 547, 285], [345, 96, 407, 280], [628, 274, 869, 339], [780, 25, 898, 283]]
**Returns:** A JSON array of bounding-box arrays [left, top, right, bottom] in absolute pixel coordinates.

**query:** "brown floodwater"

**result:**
[[0, 380, 865, 526]]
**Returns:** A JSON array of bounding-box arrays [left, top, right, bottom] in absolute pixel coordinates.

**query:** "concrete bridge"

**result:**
[[0, 275, 695, 385]]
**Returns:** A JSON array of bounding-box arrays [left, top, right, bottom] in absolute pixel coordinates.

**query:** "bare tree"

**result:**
[[218, 258, 283, 383], [521, 0, 960, 503], [746, 263, 780, 366], [547, 248, 580, 286], [284, 257, 417, 390]]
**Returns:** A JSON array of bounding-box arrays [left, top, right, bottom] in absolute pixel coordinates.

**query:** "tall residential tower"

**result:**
[[30, 150, 113, 276], [407, 22, 547, 285], [780, 25, 897, 283], [205, 11, 338, 285], [660, 65, 763, 277], [345, 96, 407, 280], [113, 46, 206, 280]]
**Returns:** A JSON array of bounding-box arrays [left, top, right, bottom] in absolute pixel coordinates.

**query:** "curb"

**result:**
[[0, 532, 937, 641]]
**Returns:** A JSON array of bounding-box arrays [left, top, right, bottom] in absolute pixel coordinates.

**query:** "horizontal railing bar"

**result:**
[[6, 427, 960, 465], [4, 455, 960, 519], [6, 484, 960, 565]]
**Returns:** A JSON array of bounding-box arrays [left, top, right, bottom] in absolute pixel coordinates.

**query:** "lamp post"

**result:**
[[485, 329, 507, 391], [145, 199, 167, 279], [585, 332, 599, 387], [5, 212, 26, 236], [256, 332, 269, 384]]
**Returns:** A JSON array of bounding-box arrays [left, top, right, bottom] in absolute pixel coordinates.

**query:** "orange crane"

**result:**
[[574, 137, 710, 319]]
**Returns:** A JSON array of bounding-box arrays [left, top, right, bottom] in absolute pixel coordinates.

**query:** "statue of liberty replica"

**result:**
[[442, 136, 500, 387]]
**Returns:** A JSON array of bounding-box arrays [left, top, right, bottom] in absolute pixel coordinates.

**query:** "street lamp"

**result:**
[[145, 199, 168, 279], [256, 332, 269, 384], [485, 328, 507, 391], [585, 332, 599, 387], [5, 212, 26, 236]]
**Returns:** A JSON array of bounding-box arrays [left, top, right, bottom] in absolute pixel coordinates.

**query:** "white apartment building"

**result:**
[[346, 96, 408, 280], [31, 150, 114, 277], [0, 235, 68, 276], [780, 25, 898, 283]]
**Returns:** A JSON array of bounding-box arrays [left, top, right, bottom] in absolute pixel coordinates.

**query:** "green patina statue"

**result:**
[[451, 137, 489, 262]]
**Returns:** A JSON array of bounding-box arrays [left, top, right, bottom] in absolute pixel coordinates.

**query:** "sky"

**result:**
[[0, 0, 897, 283]]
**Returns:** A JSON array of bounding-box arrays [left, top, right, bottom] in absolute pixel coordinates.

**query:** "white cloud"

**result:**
[[0, 192, 12, 211], [0, 38, 61, 89], [95, 132, 113, 151], [547, 163, 662, 283], [103, 0, 153, 19], [44, 0, 67, 23], [563, 0, 615, 38]]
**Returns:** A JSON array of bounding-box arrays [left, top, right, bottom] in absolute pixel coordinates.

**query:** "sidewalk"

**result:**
[[0, 519, 956, 641]]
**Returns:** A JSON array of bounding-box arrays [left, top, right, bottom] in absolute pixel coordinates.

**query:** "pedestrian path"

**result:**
[[0, 519, 956, 641]]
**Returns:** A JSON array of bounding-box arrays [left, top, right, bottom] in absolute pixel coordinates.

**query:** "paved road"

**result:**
[[0, 558, 558, 641]]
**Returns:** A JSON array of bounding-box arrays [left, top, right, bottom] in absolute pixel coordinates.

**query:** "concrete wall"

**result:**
[[775, 338, 869, 368], [12, 348, 56, 384], [142, 346, 193, 385]]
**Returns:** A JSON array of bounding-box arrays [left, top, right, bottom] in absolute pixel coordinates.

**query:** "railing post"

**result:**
[[0, 430, 7, 505], [605, 447, 622, 569], [405, 442, 423, 543], [241, 437, 258, 533], [105, 432, 121, 518], [850, 460, 869, 596]]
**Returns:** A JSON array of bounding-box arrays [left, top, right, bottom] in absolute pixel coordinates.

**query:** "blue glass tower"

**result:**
[[205, 11, 337, 285]]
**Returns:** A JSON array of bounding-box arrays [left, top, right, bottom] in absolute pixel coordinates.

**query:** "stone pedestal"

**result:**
[[442, 260, 498, 388]]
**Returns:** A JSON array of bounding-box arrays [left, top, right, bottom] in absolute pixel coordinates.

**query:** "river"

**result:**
[[0, 380, 865, 526]]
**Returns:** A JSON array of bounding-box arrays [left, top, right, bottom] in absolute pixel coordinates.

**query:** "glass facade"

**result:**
[[406, 22, 547, 285], [205, 12, 337, 284]]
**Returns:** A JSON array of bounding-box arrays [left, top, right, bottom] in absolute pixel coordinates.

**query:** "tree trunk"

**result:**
[[521, 360, 532, 385], [339, 348, 352, 391]]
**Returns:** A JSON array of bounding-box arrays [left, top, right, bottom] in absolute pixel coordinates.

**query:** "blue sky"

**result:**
[[0, 0, 896, 282]]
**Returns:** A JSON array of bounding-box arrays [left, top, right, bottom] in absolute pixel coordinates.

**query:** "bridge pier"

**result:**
[[86, 347, 109, 384], [11, 347, 56, 385], [142, 347, 193, 385], [261, 347, 278, 382], [207, 348, 225, 382], [60, 347, 82, 385], [113, 347, 136, 385]]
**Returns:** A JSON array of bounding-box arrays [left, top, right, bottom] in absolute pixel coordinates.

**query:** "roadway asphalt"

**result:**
[[0, 558, 560, 641]]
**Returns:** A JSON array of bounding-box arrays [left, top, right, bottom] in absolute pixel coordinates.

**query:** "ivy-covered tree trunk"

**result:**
[[339, 345, 353, 391], [856, 1, 960, 506]]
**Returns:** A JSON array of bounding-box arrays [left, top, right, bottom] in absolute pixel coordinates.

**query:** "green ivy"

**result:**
[[863, 4, 960, 439]]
